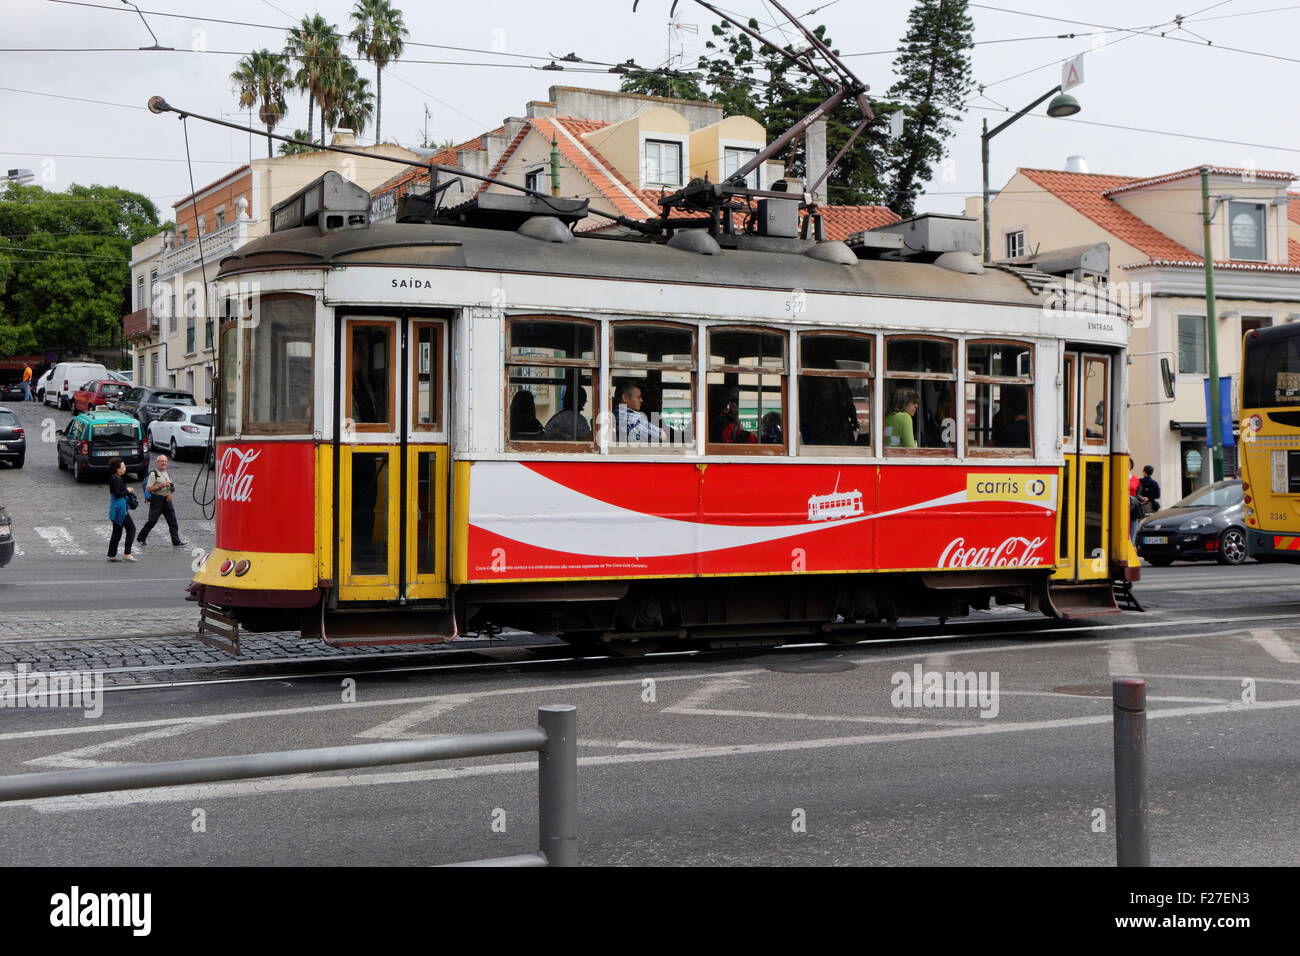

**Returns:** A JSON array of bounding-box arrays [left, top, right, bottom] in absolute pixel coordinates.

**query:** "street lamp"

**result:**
[[981, 86, 1081, 263]]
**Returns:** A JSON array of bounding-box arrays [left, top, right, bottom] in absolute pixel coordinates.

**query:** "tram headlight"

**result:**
[[234, 559, 251, 577], [219, 559, 234, 576]]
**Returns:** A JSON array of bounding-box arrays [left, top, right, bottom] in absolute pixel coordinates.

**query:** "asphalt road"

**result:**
[[0, 399, 212, 612]]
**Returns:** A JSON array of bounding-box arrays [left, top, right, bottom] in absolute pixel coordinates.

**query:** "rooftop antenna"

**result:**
[[422, 103, 432, 148], [633, 0, 876, 235]]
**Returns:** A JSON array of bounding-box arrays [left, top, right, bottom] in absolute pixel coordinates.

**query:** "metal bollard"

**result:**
[[1112, 678, 1150, 867], [537, 705, 578, 867]]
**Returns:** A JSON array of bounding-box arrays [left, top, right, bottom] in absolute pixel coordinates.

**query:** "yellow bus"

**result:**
[[1240, 324, 1300, 560]]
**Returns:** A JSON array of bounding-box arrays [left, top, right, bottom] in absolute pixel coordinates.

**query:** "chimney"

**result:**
[[805, 118, 828, 204], [1066, 155, 1089, 173], [331, 128, 356, 147]]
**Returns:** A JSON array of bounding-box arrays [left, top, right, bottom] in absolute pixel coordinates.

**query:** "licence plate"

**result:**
[[94, 450, 114, 457], [1142, 536, 1168, 545]]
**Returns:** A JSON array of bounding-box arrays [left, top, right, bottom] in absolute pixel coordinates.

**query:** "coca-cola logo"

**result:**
[[217, 447, 261, 503], [939, 536, 1047, 569]]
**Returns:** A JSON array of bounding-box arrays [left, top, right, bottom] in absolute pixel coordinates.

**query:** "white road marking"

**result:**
[[32, 526, 85, 556], [581, 739, 703, 751], [12, 696, 1300, 814], [1248, 628, 1300, 664], [354, 696, 471, 740], [1107, 640, 1140, 677], [669, 707, 982, 727], [661, 677, 750, 713], [25, 719, 226, 770]]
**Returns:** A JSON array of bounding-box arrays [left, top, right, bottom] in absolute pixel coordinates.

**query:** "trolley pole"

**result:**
[[1200, 167, 1225, 483], [1112, 678, 1150, 867], [537, 704, 578, 866]]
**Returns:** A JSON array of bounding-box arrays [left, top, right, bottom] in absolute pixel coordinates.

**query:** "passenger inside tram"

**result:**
[[543, 383, 592, 440], [884, 387, 919, 448], [613, 380, 667, 443], [799, 377, 861, 446], [710, 385, 759, 444], [509, 389, 544, 440], [992, 387, 1030, 447]]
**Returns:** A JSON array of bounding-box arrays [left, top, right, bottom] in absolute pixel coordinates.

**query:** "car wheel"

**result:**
[[169, 438, 179, 460], [14, 453, 23, 469], [1218, 528, 1248, 565], [73, 458, 86, 483], [1145, 557, 1173, 567]]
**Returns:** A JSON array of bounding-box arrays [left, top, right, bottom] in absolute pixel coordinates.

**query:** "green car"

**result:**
[[56, 410, 149, 482]]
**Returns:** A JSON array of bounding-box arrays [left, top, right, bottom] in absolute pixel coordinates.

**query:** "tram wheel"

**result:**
[[605, 638, 664, 657]]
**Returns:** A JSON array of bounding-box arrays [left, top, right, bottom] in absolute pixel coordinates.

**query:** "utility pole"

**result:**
[[1200, 166, 1225, 483]]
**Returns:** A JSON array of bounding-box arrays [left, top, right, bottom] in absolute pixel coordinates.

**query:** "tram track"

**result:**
[[41, 604, 1300, 695]]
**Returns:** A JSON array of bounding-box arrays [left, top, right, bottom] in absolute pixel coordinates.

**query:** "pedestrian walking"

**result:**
[[1128, 456, 1149, 544], [21, 364, 33, 402], [136, 454, 187, 548], [107, 457, 138, 562]]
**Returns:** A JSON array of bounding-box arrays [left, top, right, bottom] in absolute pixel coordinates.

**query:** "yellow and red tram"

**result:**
[[191, 173, 1140, 652]]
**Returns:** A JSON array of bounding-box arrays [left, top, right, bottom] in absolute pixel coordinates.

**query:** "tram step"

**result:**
[[196, 606, 242, 656], [314, 608, 455, 647]]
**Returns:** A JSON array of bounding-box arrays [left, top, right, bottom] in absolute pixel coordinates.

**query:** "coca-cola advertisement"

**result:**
[[463, 461, 1058, 581], [215, 442, 316, 554]]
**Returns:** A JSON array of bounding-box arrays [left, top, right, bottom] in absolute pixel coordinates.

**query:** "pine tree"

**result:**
[[882, 0, 975, 217]]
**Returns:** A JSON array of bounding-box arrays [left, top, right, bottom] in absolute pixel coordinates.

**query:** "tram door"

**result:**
[[338, 315, 448, 602], [1056, 351, 1111, 582]]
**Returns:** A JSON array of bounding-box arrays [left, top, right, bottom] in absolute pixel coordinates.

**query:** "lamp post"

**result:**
[[981, 86, 1081, 263]]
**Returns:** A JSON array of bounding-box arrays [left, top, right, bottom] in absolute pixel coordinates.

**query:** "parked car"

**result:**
[[56, 410, 148, 481], [45, 361, 109, 410], [33, 369, 53, 404], [0, 407, 25, 468], [109, 369, 133, 383], [0, 504, 13, 568], [72, 379, 131, 414], [118, 386, 197, 426], [1136, 479, 1248, 566], [148, 405, 212, 460], [0, 381, 26, 402]]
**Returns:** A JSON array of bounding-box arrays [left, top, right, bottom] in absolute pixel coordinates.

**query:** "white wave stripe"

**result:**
[[472, 463, 1054, 559]]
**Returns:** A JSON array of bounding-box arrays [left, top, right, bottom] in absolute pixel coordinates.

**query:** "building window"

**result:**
[[178, 226, 188, 243], [798, 333, 872, 452], [1241, 316, 1272, 335], [644, 139, 682, 187], [186, 370, 194, 395], [150, 353, 158, 387], [1005, 230, 1026, 259], [1228, 201, 1266, 260], [205, 312, 214, 349], [1178, 315, 1207, 375], [723, 147, 759, 188], [169, 293, 178, 335], [706, 328, 787, 452], [197, 214, 206, 235], [965, 341, 1034, 453], [215, 208, 226, 229], [149, 269, 158, 317], [610, 324, 695, 449], [186, 288, 197, 354], [884, 337, 956, 455], [506, 318, 598, 450], [525, 167, 547, 194]]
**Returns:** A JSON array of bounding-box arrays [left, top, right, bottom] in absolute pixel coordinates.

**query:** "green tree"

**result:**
[[882, 0, 975, 216], [618, 69, 707, 102], [285, 14, 336, 147], [319, 59, 374, 139], [0, 183, 160, 353], [349, 0, 408, 145], [278, 130, 317, 156], [231, 49, 291, 159]]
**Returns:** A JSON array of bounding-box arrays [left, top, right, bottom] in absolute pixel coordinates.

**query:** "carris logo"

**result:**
[[217, 448, 261, 503], [939, 536, 1047, 568]]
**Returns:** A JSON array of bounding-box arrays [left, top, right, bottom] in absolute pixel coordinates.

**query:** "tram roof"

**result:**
[[217, 220, 1110, 312]]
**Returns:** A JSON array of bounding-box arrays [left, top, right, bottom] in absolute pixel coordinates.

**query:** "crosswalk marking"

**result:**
[[1107, 640, 1140, 677], [32, 526, 85, 556], [1249, 628, 1300, 664]]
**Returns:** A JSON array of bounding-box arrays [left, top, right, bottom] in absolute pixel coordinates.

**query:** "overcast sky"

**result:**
[[4, 0, 1299, 221]]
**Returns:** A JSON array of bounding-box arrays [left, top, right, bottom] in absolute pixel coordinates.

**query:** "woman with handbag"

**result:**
[[107, 457, 139, 562]]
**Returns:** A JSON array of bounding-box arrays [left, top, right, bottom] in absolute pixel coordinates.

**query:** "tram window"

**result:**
[[798, 333, 872, 453], [219, 323, 238, 434], [350, 452, 389, 576], [706, 328, 787, 453], [245, 295, 313, 432], [610, 324, 695, 450], [506, 318, 597, 450], [965, 341, 1034, 454], [348, 321, 395, 430], [412, 322, 441, 431], [1083, 356, 1108, 445], [883, 337, 955, 455], [1062, 354, 1076, 443]]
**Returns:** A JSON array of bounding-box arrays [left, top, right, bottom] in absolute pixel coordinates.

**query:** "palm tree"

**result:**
[[278, 130, 315, 156], [323, 63, 375, 139], [230, 50, 290, 158], [284, 14, 336, 146], [348, 0, 408, 144]]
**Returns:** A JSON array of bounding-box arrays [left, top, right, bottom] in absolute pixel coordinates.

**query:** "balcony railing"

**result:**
[[158, 216, 248, 279], [122, 307, 160, 339]]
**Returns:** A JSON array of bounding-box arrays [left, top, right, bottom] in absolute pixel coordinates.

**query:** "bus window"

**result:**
[[1243, 332, 1300, 408]]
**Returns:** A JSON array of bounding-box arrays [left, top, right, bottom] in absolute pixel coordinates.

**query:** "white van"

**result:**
[[46, 362, 109, 410]]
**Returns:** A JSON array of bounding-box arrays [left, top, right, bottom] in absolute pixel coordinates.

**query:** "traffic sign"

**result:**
[[1062, 54, 1084, 92]]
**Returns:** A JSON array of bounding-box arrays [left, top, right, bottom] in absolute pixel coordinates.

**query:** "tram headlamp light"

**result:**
[[1179, 516, 1212, 532]]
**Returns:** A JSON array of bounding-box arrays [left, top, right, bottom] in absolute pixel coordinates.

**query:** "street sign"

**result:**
[[1203, 376, 1235, 448], [1062, 54, 1084, 92]]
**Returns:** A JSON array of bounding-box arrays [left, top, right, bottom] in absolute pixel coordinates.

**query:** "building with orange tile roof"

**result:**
[[969, 163, 1300, 497]]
